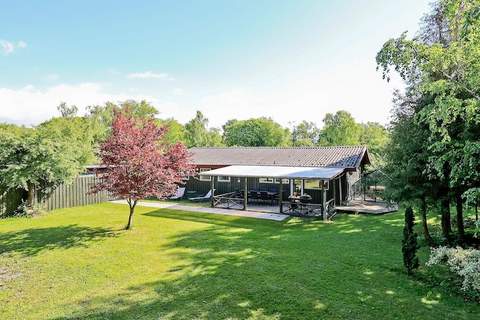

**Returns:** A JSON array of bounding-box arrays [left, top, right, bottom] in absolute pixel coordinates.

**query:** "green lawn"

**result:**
[[0, 203, 478, 319]]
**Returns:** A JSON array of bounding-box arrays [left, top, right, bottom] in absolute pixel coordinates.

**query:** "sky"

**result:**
[[0, 0, 431, 128]]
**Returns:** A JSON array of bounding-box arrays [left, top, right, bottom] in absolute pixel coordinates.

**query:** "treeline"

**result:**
[[3, 100, 389, 159], [173, 110, 388, 154]]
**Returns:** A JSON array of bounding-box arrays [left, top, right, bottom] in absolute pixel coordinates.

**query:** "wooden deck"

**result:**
[[335, 200, 398, 215]]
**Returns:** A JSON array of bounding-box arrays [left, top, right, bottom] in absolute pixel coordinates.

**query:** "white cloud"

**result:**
[[126, 71, 171, 80], [0, 40, 27, 55], [0, 61, 403, 129], [0, 83, 157, 125]]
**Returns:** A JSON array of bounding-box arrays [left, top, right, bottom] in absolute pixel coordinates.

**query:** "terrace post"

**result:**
[[279, 179, 283, 213], [333, 177, 337, 205], [243, 177, 248, 210], [210, 176, 215, 208], [322, 180, 327, 221], [339, 175, 343, 205]]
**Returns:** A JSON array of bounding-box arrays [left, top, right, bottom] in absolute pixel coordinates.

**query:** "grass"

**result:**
[[0, 203, 479, 319]]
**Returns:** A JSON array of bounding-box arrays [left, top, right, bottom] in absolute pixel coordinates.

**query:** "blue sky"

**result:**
[[0, 0, 431, 127]]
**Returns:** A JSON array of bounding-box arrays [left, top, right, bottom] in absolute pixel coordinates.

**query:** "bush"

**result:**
[[427, 246, 480, 299]]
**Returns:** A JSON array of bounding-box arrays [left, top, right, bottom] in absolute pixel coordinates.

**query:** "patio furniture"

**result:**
[[259, 191, 270, 203], [299, 194, 312, 204], [236, 190, 245, 199], [249, 190, 259, 203], [285, 196, 299, 213], [189, 189, 215, 202], [169, 187, 185, 200], [284, 194, 315, 216]]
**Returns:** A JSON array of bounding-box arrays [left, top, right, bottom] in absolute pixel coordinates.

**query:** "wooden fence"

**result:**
[[0, 175, 112, 217]]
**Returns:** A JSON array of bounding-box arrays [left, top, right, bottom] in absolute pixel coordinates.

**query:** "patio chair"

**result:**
[[260, 191, 270, 203], [237, 190, 245, 198], [249, 190, 259, 203], [188, 189, 214, 202], [299, 194, 312, 203], [299, 194, 312, 214], [169, 187, 186, 200], [268, 192, 278, 205], [285, 197, 298, 213]]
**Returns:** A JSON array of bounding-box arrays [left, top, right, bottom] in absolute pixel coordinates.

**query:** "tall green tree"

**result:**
[[223, 117, 290, 147], [383, 90, 437, 245], [185, 111, 209, 147], [38, 116, 97, 165], [291, 121, 320, 146], [318, 111, 362, 146], [360, 122, 389, 163], [184, 111, 223, 147], [377, 0, 480, 244], [86, 100, 160, 145], [156, 118, 187, 145], [57, 102, 79, 118], [207, 127, 224, 147], [0, 130, 85, 210]]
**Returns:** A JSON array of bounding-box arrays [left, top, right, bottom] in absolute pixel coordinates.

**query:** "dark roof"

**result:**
[[189, 146, 369, 169]]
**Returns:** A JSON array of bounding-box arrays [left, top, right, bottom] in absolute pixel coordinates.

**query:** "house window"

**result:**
[[304, 179, 329, 190], [199, 168, 211, 181], [259, 177, 275, 183], [259, 178, 289, 184], [217, 176, 230, 183]]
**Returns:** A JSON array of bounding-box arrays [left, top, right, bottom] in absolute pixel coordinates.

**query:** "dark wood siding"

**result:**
[[185, 176, 353, 204]]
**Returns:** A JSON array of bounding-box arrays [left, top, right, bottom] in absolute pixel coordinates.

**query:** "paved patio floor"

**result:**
[[335, 200, 398, 215], [110, 200, 289, 221]]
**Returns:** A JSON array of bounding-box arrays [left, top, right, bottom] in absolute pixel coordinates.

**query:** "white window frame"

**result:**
[[199, 168, 212, 181], [259, 177, 275, 183], [259, 178, 289, 184], [217, 176, 231, 183], [304, 179, 329, 190]]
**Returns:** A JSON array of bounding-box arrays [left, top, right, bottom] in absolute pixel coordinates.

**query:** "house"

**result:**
[[186, 146, 370, 218]]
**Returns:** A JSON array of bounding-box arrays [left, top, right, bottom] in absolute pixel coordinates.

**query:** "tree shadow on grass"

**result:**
[[51, 210, 479, 320], [0, 224, 116, 257]]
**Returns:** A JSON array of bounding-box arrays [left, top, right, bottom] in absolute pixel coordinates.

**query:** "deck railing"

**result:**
[[213, 191, 338, 220], [325, 199, 337, 219], [280, 201, 322, 216], [212, 192, 244, 209]]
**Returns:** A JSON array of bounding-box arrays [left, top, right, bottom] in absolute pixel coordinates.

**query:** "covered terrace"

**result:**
[[199, 165, 345, 220]]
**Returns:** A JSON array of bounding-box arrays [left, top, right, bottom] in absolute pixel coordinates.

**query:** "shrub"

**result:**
[[427, 246, 480, 298]]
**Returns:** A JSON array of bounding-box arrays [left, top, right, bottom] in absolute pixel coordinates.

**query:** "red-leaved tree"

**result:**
[[93, 111, 194, 229]]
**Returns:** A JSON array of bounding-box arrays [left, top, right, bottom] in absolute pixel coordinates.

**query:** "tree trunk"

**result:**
[[476, 204, 478, 222], [126, 199, 137, 230], [455, 191, 465, 245], [440, 164, 452, 242], [440, 196, 452, 241], [26, 183, 35, 209], [420, 196, 434, 246]]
